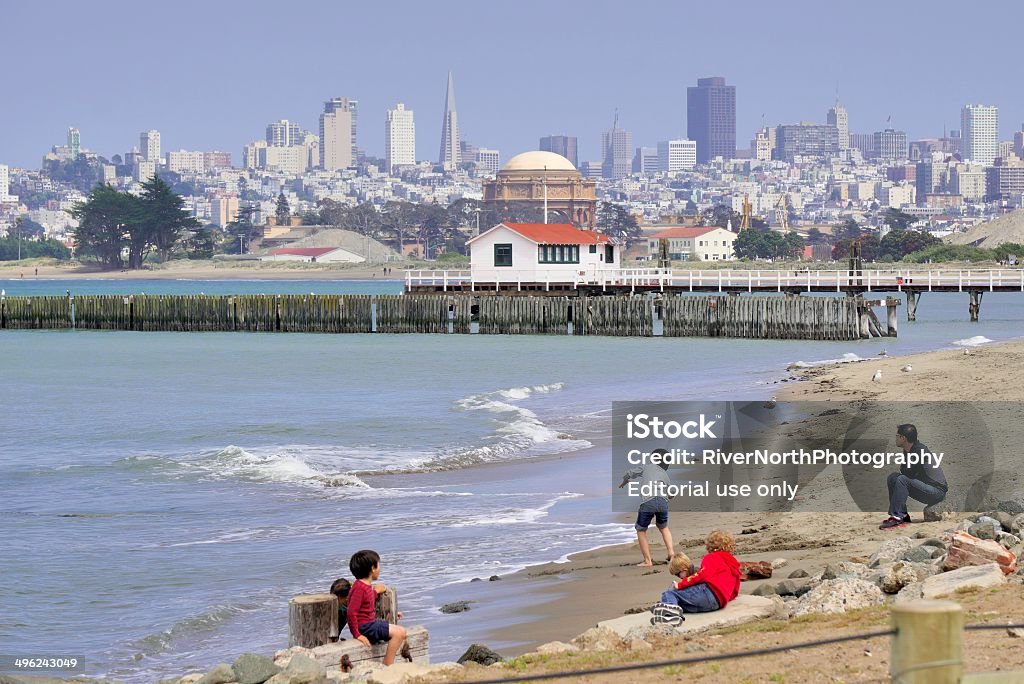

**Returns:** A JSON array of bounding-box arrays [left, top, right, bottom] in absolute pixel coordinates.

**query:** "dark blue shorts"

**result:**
[[635, 496, 669, 530], [358, 619, 391, 644]]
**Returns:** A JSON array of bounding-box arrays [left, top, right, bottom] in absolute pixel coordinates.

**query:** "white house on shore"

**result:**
[[648, 226, 737, 261], [467, 222, 617, 283], [261, 247, 365, 263]]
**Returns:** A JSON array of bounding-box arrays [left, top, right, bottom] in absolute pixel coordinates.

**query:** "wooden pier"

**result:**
[[0, 293, 896, 340]]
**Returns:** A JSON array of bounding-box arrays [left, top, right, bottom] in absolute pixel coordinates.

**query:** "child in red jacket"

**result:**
[[652, 529, 741, 625]]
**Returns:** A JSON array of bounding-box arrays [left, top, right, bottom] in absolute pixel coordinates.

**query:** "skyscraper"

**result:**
[[320, 97, 356, 171], [961, 105, 999, 165], [266, 119, 303, 147], [657, 139, 697, 171], [67, 127, 81, 158], [140, 129, 161, 162], [873, 129, 908, 161], [827, 104, 849, 150], [438, 72, 460, 170], [686, 76, 736, 163], [386, 103, 416, 173], [539, 135, 578, 167], [601, 113, 632, 179], [0, 164, 9, 201]]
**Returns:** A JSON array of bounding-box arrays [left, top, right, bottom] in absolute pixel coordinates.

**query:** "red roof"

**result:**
[[650, 226, 720, 239], [500, 223, 611, 244], [269, 247, 339, 257]]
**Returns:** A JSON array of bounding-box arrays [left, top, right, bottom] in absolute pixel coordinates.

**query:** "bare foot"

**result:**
[[636, 561, 653, 567]]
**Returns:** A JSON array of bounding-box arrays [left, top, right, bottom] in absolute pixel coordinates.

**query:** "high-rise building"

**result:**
[[657, 139, 697, 171], [539, 135, 578, 168], [140, 129, 161, 163], [686, 76, 736, 163], [754, 128, 772, 161], [459, 140, 479, 166], [774, 123, 839, 162], [1014, 125, 1024, 159], [203, 151, 232, 170], [632, 146, 659, 173], [475, 148, 500, 175], [320, 97, 356, 171], [601, 113, 632, 179], [849, 133, 875, 158], [210, 196, 240, 228], [438, 72, 460, 170], [266, 119, 304, 147], [166, 150, 206, 174], [999, 140, 1015, 161], [0, 164, 9, 200], [961, 104, 999, 166], [826, 105, 849, 150], [986, 155, 1024, 201], [385, 103, 416, 173], [67, 128, 81, 158], [873, 129, 908, 161]]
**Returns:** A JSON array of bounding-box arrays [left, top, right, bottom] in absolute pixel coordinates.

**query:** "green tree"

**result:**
[[734, 230, 804, 260], [834, 219, 862, 241], [224, 205, 262, 254], [275, 192, 291, 225], [596, 201, 641, 238], [70, 184, 144, 269], [877, 229, 940, 261], [806, 227, 828, 245], [883, 208, 916, 231], [139, 175, 200, 263]]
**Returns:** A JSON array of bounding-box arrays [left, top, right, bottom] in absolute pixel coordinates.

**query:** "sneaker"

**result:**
[[902, 514, 912, 524], [879, 516, 907, 530], [650, 602, 685, 627]]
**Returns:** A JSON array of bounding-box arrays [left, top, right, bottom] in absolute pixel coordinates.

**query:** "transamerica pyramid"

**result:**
[[437, 71, 460, 170]]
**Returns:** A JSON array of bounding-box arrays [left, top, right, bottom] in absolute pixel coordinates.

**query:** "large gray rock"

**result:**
[[1012, 513, 1024, 535], [901, 545, 936, 564], [868, 537, 915, 567], [265, 672, 325, 684], [792, 578, 885, 616], [570, 627, 623, 652], [197, 664, 235, 684], [991, 511, 1016, 531], [774, 579, 813, 597], [821, 561, 872, 581], [997, 532, 1022, 550], [997, 499, 1024, 515], [896, 563, 1007, 602], [970, 517, 1002, 540], [439, 601, 472, 614], [787, 568, 810, 579], [232, 653, 282, 684], [457, 643, 503, 666], [285, 654, 323, 676], [880, 562, 920, 594]]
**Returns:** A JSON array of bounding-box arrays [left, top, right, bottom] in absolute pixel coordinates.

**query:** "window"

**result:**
[[494, 243, 513, 267], [538, 244, 580, 264], [605, 244, 614, 263], [590, 245, 598, 253]]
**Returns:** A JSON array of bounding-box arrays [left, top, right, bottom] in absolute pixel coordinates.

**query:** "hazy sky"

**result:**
[[4, 0, 1021, 169]]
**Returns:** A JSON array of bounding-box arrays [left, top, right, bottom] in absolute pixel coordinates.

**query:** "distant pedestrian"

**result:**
[[34, 267, 38, 276], [619, 449, 675, 566]]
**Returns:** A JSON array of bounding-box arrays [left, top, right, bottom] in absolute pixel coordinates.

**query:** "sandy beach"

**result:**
[[0, 259, 408, 281], [476, 338, 1024, 658]]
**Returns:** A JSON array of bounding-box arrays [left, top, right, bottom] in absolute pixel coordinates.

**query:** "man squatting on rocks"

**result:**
[[880, 423, 948, 530]]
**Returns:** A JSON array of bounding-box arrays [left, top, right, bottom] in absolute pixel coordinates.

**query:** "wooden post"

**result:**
[[289, 593, 338, 648], [890, 599, 963, 684], [886, 297, 898, 337], [906, 291, 920, 321], [968, 290, 983, 322]]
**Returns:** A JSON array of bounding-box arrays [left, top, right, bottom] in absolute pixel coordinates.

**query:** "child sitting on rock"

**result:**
[[652, 530, 741, 626], [330, 578, 351, 640]]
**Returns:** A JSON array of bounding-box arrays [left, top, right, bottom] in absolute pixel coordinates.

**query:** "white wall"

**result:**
[[469, 225, 616, 282]]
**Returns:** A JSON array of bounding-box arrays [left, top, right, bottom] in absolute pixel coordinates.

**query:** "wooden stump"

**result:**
[[375, 587, 399, 624], [289, 593, 338, 648]]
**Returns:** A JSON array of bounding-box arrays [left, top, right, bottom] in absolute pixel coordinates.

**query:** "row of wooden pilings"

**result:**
[[0, 293, 897, 339]]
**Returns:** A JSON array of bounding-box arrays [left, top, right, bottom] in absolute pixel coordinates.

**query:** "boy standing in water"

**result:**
[[347, 550, 408, 666]]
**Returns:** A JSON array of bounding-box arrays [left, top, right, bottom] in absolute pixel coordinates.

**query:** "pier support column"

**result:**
[[968, 290, 983, 322], [886, 298, 899, 337], [905, 291, 920, 321]]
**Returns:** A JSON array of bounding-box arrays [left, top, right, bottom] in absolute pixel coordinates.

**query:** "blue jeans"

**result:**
[[635, 496, 669, 530], [661, 583, 721, 613], [887, 472, 946, 517]]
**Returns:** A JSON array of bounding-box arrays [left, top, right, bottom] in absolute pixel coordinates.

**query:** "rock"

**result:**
[[176, 676, 205, 684], [774, 579, 813, 597], [943, 532, 1018, 575], [769, 595, 791, 620], [470, 578, 482, 582], [900, 546, 936, 564], [488, 575, 501, 581], [770, 558, 789, 569], [969, 519, 1001, 540], [365, 662, 461, 684], [626, 639, 653, 651], [273, 647, 317, 669], [571, 626, 623, 652], [1013, 513, 1024, 535], [197, 664, 236, 684], [956, 519, 974, 533], [991, 511, 1016, 531], [897, 563, 1007, 602], [285, 655, 323, 676], [880, 562, 920, 594], [997, 499, 1024, 515], [535, 640, 579, 655], [232, 653, 282, 684], [739, 561, 773, 580], [787, 568, 810, 579], [1009, 627, 1024, 639], [439, 601, 472, 614], [751, 583, 776, 597], [868, 537, 915, 567], [821, 561, 872, 581], [266, 672, 324, 684], [791, 578, 885, 617], [625, 624, 676, 641], [997, 532, 1022, 550], [457, 644, 503, 666]]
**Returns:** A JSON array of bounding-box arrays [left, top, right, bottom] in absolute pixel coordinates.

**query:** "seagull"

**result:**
[[871, 370, 882, 383], [963, 348, 971, 356], [877, 350, 888, 357], [900, 364, 912, 373]]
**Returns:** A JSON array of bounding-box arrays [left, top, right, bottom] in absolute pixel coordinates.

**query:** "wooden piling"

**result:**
[[890, 600, 962, 684], [288, 594, 338, 649]]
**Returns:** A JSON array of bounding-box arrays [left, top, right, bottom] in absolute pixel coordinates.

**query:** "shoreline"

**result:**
[[0, 262, 409, 281], [470, 337, 1024, 657]]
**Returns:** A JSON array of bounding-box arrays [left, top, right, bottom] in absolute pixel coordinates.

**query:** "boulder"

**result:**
[[943, 532, 1018, 574], [751, 583, 776, 597], [624, 624, 677, 642], [273, 647, 317, 669], [997, 532, 1021, 550], [787, 568, 810, 579], [791, 578, 885, 617], [997, 499, 1024, 515], [488, 575, 501, 581], [897, 563, 1007, 602], [265, 672, 325, 684], [232, 653, 282, 684], [991, 511, 1016, 531], [868, 537, 915, 567], [969, 517, 1002, 540], [768, 595, 791, 620], [626, 639, 653, 652], [774, 579, 813, 597], [901, 546, 936, 564], [570, 627, 623, 652], [457, 644, 503, 666], [821, 561, 872, 581], [197, 664, 235, 684], [880, 562, 920, 594], [284, 655, 323, 676], [1013, 513, 1024, 535], [739, 561, 773, 580], [365, 662, 462, 684], [534, 641, 579, 655], [439, 601, 472, 614], [176, 676, 205, 684], [770, 558, 789, 569]]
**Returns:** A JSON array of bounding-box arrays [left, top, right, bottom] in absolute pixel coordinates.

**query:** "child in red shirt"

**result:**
[[347, 549, 408, 666], [653, 530, 740, 624]]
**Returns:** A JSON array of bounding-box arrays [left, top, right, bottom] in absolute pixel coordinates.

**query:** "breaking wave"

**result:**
[[953, 335, 992, 347], [786, 352, 864, 369]]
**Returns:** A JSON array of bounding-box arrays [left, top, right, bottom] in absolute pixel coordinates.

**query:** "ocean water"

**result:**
[[2, 281, 1023, 681]]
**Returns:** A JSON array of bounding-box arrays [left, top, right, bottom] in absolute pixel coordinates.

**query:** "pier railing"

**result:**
[[405, 268, 1024, 293]]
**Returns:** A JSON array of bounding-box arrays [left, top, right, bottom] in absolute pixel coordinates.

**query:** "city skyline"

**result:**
[[4, 0, 1024, 169]]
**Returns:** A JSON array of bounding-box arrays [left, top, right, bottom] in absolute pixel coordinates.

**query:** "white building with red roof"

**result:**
[[466, 222, 618, 283], [261, 246, 365, 263], [647, 225, 737, 261]]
